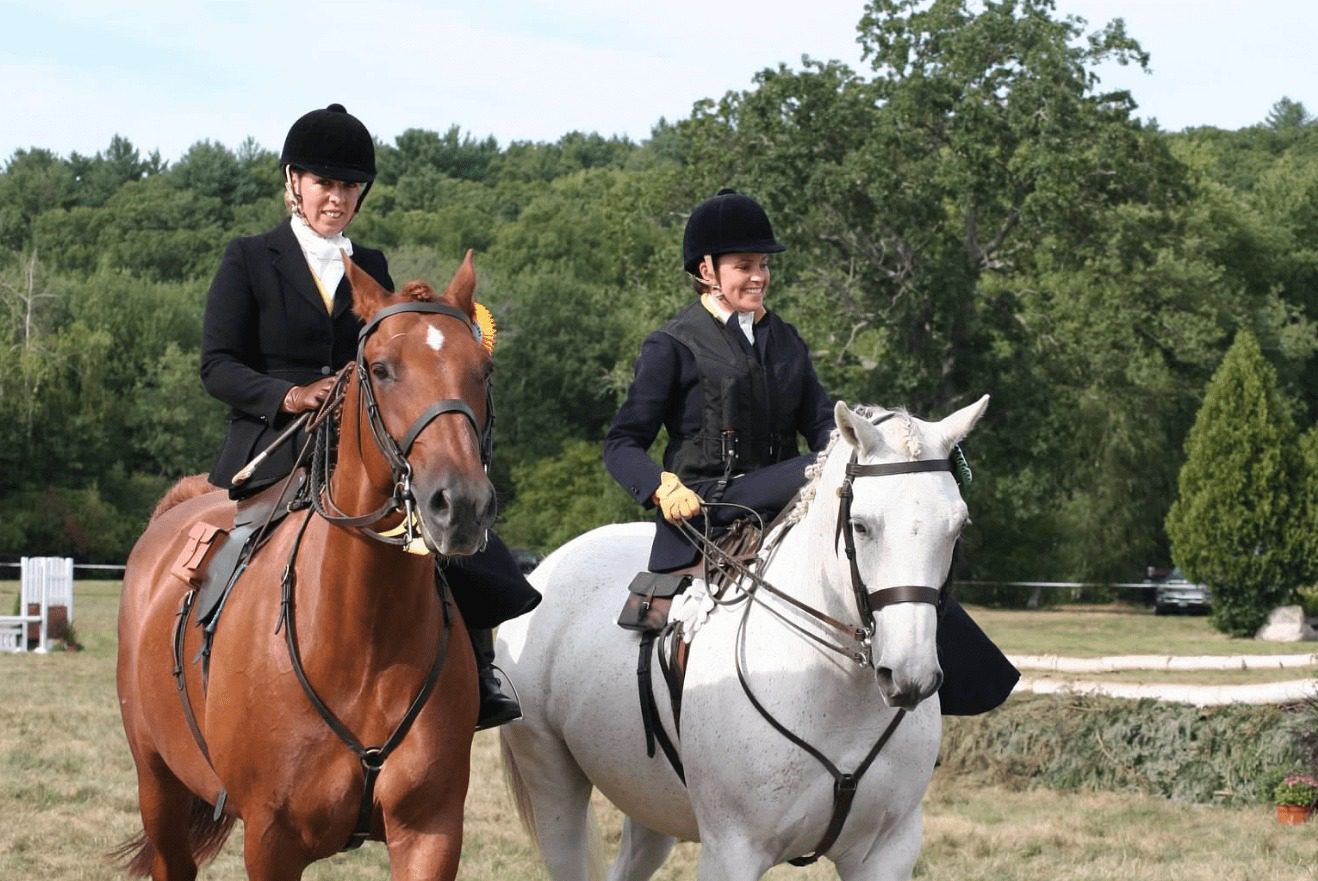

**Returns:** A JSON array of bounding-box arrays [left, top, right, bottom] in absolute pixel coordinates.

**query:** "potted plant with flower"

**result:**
[[1273, 773, 1318, 825]]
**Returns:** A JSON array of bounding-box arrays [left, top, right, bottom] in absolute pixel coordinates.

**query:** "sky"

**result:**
[[3, 0, 1316, 165]]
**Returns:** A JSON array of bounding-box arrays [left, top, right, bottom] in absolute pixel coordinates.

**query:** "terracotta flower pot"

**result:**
[[1275, 803, 1314, 825]]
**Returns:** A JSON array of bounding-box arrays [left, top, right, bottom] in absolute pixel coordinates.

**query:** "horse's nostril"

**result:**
[[429, 488, 451, 520], [875, 667, 895, 693]]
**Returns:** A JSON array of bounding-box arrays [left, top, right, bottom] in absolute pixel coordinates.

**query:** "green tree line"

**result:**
[[1, 0, 1314, 591]]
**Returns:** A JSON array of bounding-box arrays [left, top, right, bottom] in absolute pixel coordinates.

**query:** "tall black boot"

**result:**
[[470, 626, 521, 730]]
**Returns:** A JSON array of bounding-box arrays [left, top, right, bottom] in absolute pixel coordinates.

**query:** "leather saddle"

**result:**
[[167, 470, 309, 630]]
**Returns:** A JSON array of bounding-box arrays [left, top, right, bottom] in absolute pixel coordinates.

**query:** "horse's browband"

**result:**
[[845, 459, 953, 478], [357, 301, 475, 342]]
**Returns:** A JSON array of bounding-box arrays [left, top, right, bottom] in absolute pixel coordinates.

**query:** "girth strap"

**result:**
[[637, 631, 686, 784], [172, 589, 213, 765]]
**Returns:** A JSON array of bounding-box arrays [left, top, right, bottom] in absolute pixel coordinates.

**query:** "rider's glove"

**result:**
[[281, 376, 337, 413], [653, 471, 702, 524]]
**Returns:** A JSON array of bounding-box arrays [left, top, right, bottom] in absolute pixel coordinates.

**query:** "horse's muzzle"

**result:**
[[875, 664, 943, 710], [419, 473, 495, 555]]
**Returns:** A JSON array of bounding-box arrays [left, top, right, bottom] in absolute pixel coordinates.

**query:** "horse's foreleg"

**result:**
[[832, 807, 924, 881], [606, 817, 676, 881], [383, 821, 463, 881], [694, 836, 773, 881], [240, 815, 310, 881]]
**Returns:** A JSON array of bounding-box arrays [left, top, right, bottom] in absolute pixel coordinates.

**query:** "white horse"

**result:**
[[497, 397, 989, 881]]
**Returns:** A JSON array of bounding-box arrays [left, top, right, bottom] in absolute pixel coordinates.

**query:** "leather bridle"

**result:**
[[280, 299, 492, 850], [310, 300, 494, 551]]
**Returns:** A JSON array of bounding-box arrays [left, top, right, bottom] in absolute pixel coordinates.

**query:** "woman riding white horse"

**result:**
[[499, 397, 993, 880], [602, 189, 1016, 714]]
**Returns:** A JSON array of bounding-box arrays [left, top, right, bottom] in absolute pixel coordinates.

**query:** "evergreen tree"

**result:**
[[1166, 330, 1303, 636]]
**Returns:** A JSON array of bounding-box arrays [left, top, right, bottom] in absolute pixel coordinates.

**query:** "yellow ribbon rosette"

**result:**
[[473, 302, 497, 354]]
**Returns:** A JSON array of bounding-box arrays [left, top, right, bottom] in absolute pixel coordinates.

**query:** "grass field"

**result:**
[[1, 581, 1314, 880], [971, 604, 1315, 658]]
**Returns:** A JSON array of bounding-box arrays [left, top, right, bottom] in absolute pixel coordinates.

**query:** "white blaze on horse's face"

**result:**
[[426, 325, 445, 352], [834, 396, 989, 709]]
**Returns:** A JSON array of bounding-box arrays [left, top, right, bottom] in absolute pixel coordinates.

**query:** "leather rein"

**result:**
[[677, 417, 959, 866]]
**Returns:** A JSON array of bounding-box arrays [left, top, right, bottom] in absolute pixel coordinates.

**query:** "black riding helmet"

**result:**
[[281, 103, 376, 207], [681, 188, 786, 275]]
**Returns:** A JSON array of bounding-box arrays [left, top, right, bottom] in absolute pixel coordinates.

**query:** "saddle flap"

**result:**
[[234, 468, 308, 527], [169, 522, 230, 588]]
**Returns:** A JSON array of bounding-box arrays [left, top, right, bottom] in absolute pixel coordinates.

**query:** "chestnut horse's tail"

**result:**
[[108, 796, 236, 877], [150, 474, 218, 521]]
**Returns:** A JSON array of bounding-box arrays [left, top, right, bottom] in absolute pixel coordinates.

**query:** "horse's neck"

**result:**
[[758, 481, 851, 622], [297, 516, 437, 636]]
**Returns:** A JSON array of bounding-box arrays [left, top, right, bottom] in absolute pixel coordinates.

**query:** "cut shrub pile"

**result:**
[[938, 694, 1318, 804]]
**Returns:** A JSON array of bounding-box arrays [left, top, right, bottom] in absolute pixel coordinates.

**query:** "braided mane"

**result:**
[[778, 405, 917, 530]]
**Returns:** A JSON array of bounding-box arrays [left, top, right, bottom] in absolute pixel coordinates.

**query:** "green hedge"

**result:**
[[939, 694, 1318, 804]]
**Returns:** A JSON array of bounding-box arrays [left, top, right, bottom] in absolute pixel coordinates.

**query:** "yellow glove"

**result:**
[[653, 471, 702, 524]]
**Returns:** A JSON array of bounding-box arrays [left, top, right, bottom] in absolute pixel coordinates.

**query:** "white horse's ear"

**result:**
[[835, 401, 886, 456], [835, 401, 861, 448], [936, 394, 990, 450]]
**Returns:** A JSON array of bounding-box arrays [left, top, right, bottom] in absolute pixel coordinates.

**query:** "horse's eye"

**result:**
[[850, 520, 869, 536], [370, 362, 392, 381]]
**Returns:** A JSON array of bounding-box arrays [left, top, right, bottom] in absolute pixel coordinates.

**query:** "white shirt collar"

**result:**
[[700, 293, 755, 345], [290, 215, 353, 294]]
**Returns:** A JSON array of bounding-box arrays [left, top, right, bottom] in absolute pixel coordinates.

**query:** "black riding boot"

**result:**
[[470, 627, 521, 730]]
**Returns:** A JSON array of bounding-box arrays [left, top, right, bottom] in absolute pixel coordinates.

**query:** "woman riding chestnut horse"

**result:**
[[199, 104, 538, 726]]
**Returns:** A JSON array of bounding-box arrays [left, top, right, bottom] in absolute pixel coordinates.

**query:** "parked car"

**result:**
[[1147, 567, 1212, 615]]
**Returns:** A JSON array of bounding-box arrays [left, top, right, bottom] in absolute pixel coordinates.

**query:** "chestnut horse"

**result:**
[[116, 255, 493, 880]]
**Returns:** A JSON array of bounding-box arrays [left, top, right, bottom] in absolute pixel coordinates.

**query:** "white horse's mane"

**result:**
[[776, 405, 920, 532]]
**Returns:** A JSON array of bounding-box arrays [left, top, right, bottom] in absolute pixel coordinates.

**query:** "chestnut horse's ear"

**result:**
[[345, 252, 392, 322], [442, 250, 477, 320]]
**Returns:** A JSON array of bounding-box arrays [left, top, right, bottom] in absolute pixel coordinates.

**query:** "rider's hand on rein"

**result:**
[[654, 471, 703, 523], [282, 377, 338, 413]]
